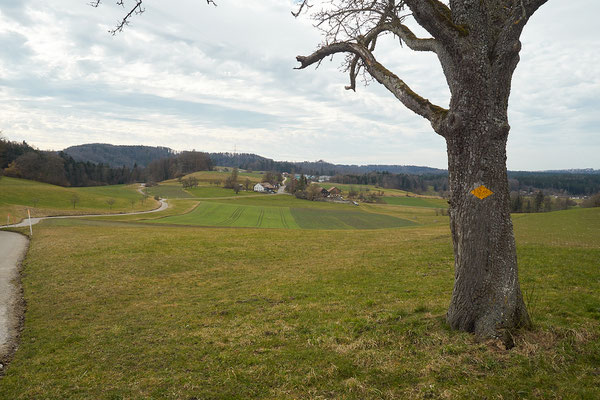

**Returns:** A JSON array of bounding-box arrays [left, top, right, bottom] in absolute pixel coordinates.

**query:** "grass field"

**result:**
[[185, 185, 256, 198], [144, 183, 195, 199], [184, 170, 264, 184], [145, 182, 263, 200], [1, 206, 598, 398], [0, 177, 157, 223], [324, 183, 410, 197]]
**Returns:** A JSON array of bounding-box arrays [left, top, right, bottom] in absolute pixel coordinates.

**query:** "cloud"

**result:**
[[0, 0, 598, 169]]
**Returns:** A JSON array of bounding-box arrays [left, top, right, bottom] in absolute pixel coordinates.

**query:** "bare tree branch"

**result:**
[[90, 0, 217, 35], [110, 0, 144, 35], [380, 21, 439, 53], [296, 42, 447, 134], [292, 0, 312, 17]]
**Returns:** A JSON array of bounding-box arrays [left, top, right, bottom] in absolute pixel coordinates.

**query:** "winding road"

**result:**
[[0, 196, 168, 371]]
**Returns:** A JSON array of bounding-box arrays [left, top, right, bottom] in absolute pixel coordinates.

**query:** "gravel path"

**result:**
[[0, 231, 28, 371]]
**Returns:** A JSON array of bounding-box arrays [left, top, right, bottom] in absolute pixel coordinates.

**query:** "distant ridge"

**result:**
[[208, 152, 447, 175], [61, 143, 599, 176], [63, 143, 175, 168]]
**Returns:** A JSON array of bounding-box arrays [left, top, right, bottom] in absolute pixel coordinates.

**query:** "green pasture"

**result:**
[[325, 183, 410, 196], [0, 177, 156, 223], [144, 183, 194, 199], [145, 182, 262, 200], [185, 185, 255, 198], [184, 169, 264, 184], [1, 207, 598, 398]]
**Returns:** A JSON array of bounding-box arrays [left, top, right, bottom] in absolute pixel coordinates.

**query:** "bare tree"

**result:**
[[295, 0, 549, 341], [106, 198, 116, 210], [70, 194, 80, 209]]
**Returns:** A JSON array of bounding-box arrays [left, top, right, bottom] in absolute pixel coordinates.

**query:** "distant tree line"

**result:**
[[64, 143, 175, 168], [329, 170, 600, 197], [209, 152, 445, 176], [330, 172, 448, 195], [509, 191, 577, 213], [0, 137, 211, 187], [507, 172, 600, 196]]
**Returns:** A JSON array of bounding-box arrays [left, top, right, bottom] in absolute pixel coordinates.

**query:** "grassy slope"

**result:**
[[144, 184, 194, 199], [185, 170, 263, 184], [1, 207, 598, 398], [0, 177, 157, 223], [324, 183, 410, 197]]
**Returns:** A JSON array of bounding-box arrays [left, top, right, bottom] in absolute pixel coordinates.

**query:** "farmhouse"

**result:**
[[254, 182, 276, 193]]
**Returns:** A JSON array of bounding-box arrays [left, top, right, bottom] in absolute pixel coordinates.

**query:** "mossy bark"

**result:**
[[444, 118, 530, 340]]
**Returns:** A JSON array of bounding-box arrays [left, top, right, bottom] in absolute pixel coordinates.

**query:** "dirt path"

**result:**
[[0, 231, 28, 371], [0, 194, 168, 372]]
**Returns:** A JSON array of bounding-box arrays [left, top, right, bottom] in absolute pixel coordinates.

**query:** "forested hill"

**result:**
[[63, 143, 175, 168], [59, 144, 447, 175], [208, 152, 446, 175]]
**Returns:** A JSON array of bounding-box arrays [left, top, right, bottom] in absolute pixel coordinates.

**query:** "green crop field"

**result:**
[[1, 202, 599, 398], [290, 208, 416, 229], [382, 196, 449, 208], [153, 201, 300, 229], [0, 177, 157, 223], [151, 199, 414, 230], [203, 194, 357, 209]]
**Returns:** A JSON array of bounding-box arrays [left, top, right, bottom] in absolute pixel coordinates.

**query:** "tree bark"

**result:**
[[444, 114, 530, 340]]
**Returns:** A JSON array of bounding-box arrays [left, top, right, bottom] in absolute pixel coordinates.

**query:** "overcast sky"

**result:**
[[0, 0, 598, 170]]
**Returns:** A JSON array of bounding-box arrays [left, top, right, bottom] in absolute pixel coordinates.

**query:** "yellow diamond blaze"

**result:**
[[471, 185, 493, 200]]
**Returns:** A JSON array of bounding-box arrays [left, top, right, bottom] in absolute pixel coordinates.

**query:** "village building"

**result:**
[[328, 187, 342, 197]]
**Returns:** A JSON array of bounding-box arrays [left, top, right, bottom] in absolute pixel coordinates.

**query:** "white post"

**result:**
[[27, 209, 33, 236]]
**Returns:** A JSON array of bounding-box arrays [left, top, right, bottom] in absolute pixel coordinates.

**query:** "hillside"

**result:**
[[63, 143, 175, 168]]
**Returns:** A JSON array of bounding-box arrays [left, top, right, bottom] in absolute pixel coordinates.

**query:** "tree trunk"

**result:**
[[445, 114, 530, 340]]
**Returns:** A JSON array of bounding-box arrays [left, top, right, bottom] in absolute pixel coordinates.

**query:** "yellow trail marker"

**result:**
[[471, 185, 493, 200]]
